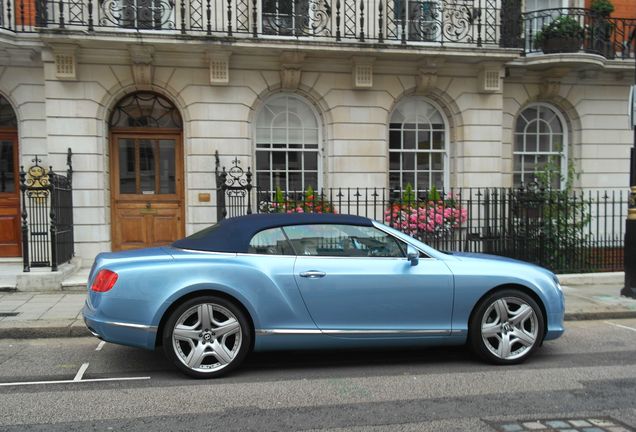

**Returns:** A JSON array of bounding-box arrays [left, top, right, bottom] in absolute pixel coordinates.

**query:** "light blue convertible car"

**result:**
[[83, 213, 565, 378]]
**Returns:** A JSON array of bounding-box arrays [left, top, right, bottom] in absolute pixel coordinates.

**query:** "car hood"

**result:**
[[445, 251, 556, 278]]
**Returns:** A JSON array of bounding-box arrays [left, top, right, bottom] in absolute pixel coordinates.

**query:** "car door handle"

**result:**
[[299, 271, 326, 279]]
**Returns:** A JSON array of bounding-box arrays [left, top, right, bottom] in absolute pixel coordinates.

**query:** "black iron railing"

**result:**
[[523, 8, 636, 59], [19, 149, 74, 272], [219, 185, 627, 274], [2, 0, 506, 46]]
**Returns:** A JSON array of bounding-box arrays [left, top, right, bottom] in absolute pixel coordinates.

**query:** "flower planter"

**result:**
[[541, 37, 582, 54]]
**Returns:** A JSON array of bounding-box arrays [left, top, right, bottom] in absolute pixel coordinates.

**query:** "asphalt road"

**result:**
[[0, 319, 635, 431]]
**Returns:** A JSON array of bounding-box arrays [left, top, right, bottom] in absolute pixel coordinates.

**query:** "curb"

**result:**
[[564, 311, 636, 321], [0, 320, 90, 339], [1, 312, 636, 339]]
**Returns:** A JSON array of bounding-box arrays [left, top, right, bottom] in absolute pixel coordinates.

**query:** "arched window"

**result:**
[[109, 92, 182, 129], [513, 103, 567, 189], [255, 94, 320, 193], [389, 97, 448, 192]]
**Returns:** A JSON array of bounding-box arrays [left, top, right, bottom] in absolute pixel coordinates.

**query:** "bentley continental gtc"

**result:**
[[83, 213, 565, 378]]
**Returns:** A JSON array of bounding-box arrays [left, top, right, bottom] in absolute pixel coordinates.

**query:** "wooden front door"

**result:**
[[110, 132, 184, 251], [0, 131, 21, 257]]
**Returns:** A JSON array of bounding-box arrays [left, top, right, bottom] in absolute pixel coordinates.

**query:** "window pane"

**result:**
[[417, 153, 430, 171], [389, 130, 401, 150], [138, 140, 156, 194], [416, 173, 430, 191], [288, 152, 301, 170], [432, 131, 444, 150], [283, 224, 405, 257], [417, 131, 430, 150], [304, 153, 317, 171], [0, 140, 15, 193], [272, 152, 286, 171], [538, 134, 550, 152], [431, 153, 443, 170], [119, 139, 136, 194], [158, 140, 176, 194], [256, 152, 270, 170], [288, 172, 302, 193], [403, 130, 416, 150], [248, 228, 294, 255]]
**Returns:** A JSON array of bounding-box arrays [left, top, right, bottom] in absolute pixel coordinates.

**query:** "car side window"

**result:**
[[248, 228, 294, 255], [282, 224, 406, 258]]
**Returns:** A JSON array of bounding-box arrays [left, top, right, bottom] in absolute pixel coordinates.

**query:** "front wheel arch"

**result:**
[[155, 289, 255, 352], [467, 284, 548, 341]]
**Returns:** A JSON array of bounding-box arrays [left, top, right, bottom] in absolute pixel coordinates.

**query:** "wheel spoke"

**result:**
[[186, 342, 207, 368], [494, 299, 509, 322], [511, 327, 536, 347], [510, 304, 534, 325], [212, 340, 233, 365], [173, 325, 200, 342], [481, 322, 501, 338], [498, 333, 512, 359], [198, 304, 213, 330], [215, 318, 240, 337]]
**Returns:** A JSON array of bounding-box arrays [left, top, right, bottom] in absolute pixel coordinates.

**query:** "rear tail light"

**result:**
[[91, 269, 118, 292]]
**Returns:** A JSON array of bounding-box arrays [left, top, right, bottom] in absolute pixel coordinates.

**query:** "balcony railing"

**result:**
[[523, 7, 636, 60], [1, 0, 510, 47]]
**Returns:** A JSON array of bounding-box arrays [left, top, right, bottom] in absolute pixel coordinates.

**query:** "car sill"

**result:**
[[256, 329, 452, 336]]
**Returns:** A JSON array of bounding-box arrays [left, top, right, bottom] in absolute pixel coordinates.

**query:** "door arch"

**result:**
[[109, 92, 184, 251], [0, 95, 20, 257]]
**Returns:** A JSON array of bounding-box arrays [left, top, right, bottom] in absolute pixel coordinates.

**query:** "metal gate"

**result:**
[[19, 149, 74, 271]]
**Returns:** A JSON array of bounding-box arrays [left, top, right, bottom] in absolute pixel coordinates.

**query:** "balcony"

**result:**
[[0, 1, 634, 59], [523, 7, 636, 60], [0, 0, 509, 48]]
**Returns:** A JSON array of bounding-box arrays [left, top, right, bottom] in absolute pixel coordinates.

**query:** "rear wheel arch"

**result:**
[[155, 289, 255, 351]]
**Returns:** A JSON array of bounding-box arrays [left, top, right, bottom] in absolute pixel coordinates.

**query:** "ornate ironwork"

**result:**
[[68, 0, 84, 24], [19, 151, 74, 272], [215, 151, 253, 221], [109, 92, 182, 129], [189, 0, 203, 29], [0, 95, 17, 128], [262, 0, 331, 36], [235, 0, 249, 32], [99, 0, 176, 29]]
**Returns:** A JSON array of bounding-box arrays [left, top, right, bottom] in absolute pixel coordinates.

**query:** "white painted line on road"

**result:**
[[95, 341, 106, 351], [604, 321, 636, 332], [0, 376, 151, 387], [73, 362, 90, 381]]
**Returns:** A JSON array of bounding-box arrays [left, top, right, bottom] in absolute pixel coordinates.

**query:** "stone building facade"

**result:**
[[0, 0, 634, 263]]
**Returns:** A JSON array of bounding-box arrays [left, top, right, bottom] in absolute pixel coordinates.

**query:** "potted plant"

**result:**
[[534, 15, 584, 54], [590, 0, 614, 17]]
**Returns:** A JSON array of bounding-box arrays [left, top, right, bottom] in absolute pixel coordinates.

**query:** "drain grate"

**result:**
[[0, 312, 19, 317], [487, 416, 634, 432]]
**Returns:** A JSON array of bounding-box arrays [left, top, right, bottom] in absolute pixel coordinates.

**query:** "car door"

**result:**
[[288, 224, 454, 336]]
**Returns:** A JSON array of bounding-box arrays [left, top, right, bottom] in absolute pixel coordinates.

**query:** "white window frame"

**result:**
[[513, 102, 568, 190], [388, 96, 450, 194], [254, 93, 323, 194]]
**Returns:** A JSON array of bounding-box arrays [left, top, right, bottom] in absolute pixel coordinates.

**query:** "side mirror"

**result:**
[[407, 245, 419, 266]]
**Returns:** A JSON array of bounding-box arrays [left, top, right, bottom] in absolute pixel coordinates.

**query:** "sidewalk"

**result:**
[[1, 283, 636, 339]]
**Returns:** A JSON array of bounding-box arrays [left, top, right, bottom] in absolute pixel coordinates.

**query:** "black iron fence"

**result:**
[[523, 7, 636, 59], [217, 183, 627, 274], [19, 149, 74, 272]]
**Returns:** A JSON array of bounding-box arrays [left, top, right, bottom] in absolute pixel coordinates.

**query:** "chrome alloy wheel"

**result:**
[[171, 303, 242, 373], [480, 297, 539, 361]]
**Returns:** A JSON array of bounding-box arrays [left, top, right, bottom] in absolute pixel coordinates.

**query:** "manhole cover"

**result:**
[[487, 416, 634, 432], [0, 312, 19, 317]]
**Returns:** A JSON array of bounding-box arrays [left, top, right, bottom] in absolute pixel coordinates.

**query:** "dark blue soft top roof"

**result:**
[[172, 213, 373, 253]]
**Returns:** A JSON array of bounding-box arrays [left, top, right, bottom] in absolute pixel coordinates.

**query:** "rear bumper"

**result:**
[[82, 303, 157, 350]]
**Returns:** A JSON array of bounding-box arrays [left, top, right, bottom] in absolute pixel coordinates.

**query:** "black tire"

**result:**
[[469, 289, 545, 365], [162, 295, 252, 378]]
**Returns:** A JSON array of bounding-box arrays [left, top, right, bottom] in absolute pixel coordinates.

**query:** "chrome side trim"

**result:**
[[255, 329, 322, 336], [255, 328, 451, 336], [106, 321, 158, 332]]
